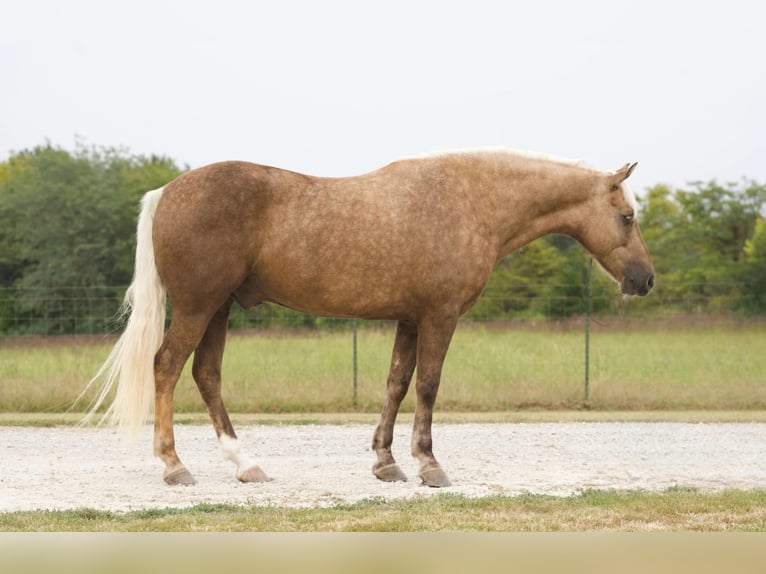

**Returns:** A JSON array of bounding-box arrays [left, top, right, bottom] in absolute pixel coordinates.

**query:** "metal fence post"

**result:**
[[352, 319, 358, 406], [583, 258, 593, 402]]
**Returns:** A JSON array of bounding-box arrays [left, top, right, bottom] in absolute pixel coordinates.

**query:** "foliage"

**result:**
[[640, 180, 766, 310], [742, 218, 766, 311], [0, 142, 182, 333]]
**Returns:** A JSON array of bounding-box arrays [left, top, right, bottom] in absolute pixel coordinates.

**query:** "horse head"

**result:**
[[577, 162, 655, 296]]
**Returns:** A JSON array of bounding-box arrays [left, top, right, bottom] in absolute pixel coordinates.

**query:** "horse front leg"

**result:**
[[410, 314, 458, 487], [372, 320, 418, 482], [192, 299, 269, 483]]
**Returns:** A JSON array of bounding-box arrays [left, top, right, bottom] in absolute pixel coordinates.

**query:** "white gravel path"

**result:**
[[2, 422, 765, 512]]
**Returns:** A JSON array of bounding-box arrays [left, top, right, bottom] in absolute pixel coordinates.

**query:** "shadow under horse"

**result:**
[[82, 148, 654, 487]]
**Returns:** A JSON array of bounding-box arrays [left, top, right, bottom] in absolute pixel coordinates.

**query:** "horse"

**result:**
[[82, 148, 654, 487]]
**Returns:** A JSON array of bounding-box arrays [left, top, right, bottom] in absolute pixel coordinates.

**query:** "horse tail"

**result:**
[[78, 187, 166, 438]]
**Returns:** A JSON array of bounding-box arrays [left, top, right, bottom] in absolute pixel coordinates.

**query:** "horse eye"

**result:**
[[622, 212, 635, 224]]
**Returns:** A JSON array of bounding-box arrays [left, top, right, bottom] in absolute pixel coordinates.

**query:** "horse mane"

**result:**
[[406, 147, 591, 170], [404, 147, 639, 214]]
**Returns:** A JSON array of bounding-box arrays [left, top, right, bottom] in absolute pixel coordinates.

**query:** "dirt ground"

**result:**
[[2, 422, 765, 512]]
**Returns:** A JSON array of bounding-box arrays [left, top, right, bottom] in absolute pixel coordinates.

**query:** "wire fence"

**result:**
[[2, 282, 763, 409], [0, 282, 762, 337]]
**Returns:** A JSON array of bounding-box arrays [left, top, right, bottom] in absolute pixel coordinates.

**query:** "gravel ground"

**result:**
[[2, 422, 765, 512]]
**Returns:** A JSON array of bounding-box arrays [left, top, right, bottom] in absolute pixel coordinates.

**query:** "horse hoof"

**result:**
[[419, 465, 451, 488], [373, 462, 408, 482], [237, 465, 271, 483], [163, 466, 196, 486]]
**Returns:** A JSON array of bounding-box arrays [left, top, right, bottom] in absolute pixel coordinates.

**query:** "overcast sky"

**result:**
[[2, 0, 764, 193]]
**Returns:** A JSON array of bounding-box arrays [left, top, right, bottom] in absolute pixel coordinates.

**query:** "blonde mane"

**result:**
[[408, 147, 639, 214], [409, 147, 591, 169]]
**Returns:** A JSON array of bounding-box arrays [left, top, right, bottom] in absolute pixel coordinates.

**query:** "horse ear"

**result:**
[[614, 162, 637, 183]]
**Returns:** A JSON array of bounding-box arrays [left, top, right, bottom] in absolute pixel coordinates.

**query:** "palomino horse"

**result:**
[[84, 149, 654, 487]]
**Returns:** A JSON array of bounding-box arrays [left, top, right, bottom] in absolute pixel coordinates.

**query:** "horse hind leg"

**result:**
[[192, 298, 269, 483], [154, 313, 212, 485], [371, 320, 418, 482]]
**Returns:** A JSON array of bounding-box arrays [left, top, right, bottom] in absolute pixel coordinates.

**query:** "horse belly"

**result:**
[[249, 237, 490, 321], [251, 260, 416, 320]]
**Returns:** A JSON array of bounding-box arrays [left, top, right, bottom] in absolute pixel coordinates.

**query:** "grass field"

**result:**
[[1, 323, 765, 414], [2, 489, 765, 532]]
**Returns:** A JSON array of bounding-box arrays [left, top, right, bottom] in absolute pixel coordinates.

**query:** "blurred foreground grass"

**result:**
[[3, 489, 766, 532]]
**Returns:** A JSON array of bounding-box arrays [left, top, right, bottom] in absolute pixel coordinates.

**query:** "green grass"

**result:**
[[2, 489, 766, 532], [2, 324, 766, 414]]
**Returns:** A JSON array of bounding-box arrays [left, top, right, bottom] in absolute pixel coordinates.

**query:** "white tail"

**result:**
[[78, 187, 167, 438]]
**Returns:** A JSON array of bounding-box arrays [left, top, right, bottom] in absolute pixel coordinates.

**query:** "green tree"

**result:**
[[637, 179, 766, 314], [742, 218, 766, 311], [0, 142, 182, 333], [639, 184, 683, 278]]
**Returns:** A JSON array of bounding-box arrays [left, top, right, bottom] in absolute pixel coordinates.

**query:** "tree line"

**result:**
[[1, 143, 765, 334]]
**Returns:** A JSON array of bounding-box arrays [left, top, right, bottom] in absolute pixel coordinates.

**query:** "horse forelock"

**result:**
[[621, 181, 639, 215]]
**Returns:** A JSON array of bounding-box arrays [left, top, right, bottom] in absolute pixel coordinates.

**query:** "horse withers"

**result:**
[[82, 149, 654, 487]]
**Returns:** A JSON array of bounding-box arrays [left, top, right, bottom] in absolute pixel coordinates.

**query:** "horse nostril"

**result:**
[[647, 274, 655, 290]]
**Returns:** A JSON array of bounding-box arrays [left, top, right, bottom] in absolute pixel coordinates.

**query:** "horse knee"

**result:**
[[388, 376, 411, 402]]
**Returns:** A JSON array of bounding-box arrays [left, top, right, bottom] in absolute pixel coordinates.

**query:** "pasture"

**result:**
[[1, 322, 765, 414]]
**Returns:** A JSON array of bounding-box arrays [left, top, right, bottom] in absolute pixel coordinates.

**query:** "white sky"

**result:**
[[2, 0, 765, 193]]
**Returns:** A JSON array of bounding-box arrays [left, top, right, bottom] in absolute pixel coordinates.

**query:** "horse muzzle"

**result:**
[[620, 268, 655, 297]]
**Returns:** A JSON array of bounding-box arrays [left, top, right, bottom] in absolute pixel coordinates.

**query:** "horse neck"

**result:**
[[476, 158, 598, 260]]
